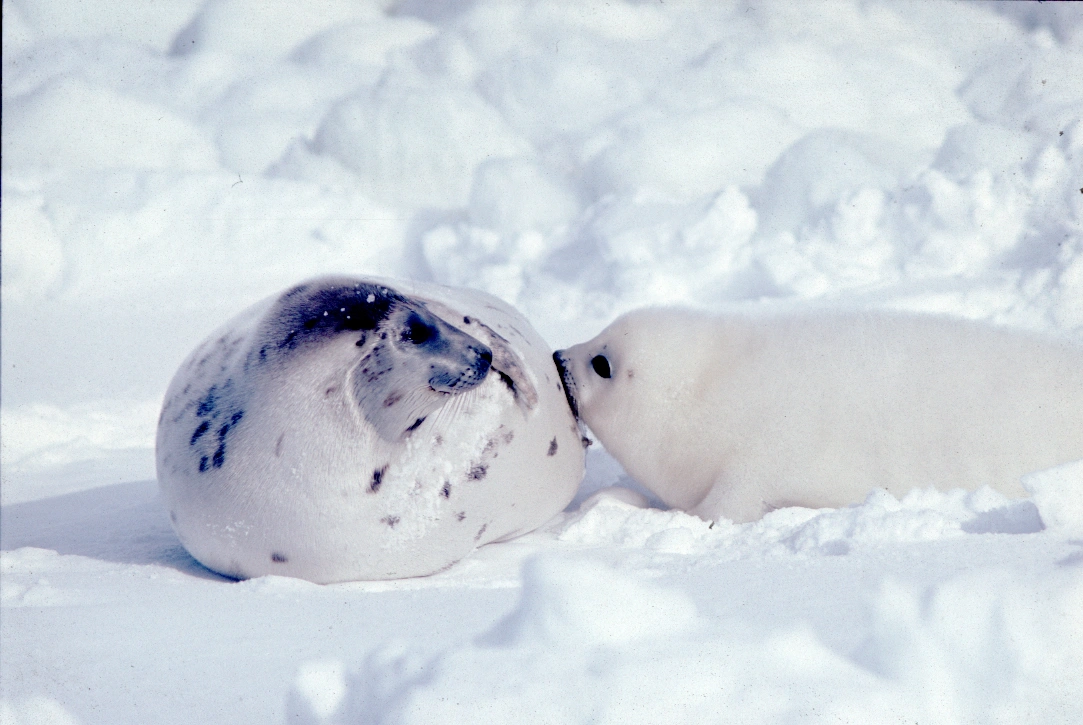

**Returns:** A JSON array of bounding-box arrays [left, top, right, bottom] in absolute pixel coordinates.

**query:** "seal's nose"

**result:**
[[474, 345, 492, 376], [553, 350, 568, 377], [552, 350, 579, 419]]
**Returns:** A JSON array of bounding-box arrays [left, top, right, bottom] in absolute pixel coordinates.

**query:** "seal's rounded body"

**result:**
[[555, 308, 1083, 523], [157, 277, 584, 582]]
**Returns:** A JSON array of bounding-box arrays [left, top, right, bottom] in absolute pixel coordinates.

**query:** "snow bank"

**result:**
[[291, 554, 1082, 725], [312, 77, 530, 208], [552, 484, 1044, 555], [1023, 459, 1083, 534], [169, 0, 384, 60], [2, 445, 1080, 724], [280, 479, 1075, 724], [0, 695, 81, 725], [1, 76, 218, 171]]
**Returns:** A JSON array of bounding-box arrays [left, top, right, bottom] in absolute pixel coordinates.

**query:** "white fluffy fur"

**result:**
[[557, 309, 1083, 523]]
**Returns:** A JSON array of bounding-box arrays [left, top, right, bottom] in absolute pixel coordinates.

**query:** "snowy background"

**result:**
[[3, 0, 1083, 723]]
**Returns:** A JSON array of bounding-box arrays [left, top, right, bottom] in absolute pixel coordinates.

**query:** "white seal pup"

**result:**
[[554, 308, 1083, 524], [157, 276, 584, 582]]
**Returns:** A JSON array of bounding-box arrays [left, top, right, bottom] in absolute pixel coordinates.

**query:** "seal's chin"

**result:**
[[552, 350, 579, 419]]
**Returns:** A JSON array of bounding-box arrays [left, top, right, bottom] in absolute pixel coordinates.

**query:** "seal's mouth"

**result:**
[[552, 350, 579, 419], [427, 344, 492, 394]]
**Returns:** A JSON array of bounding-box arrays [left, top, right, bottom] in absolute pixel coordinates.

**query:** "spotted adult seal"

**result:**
[[157, 276, 584, 582], [554, 308, 1083, 523]]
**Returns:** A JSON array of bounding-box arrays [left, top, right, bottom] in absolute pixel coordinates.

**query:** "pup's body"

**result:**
[[555, 309, 1083, 523]]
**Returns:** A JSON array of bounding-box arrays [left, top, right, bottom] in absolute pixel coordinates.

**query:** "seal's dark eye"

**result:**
[[591, 355, 611, 379], [404, 313, 435, 344]]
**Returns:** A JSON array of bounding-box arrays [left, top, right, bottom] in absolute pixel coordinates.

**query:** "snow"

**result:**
[[1023, 459, 1083, 535], [2, 0, 1082, 722]]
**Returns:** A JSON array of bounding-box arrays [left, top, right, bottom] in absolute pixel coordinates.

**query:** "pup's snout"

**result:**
[[552, 350, 579, 419]]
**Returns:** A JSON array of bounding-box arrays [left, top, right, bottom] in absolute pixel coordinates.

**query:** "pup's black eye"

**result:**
[[403, 313, 435, 344], [591, 355, 611, 378]]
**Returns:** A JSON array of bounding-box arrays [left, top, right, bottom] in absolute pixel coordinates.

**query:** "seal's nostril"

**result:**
[[470, 346, 492, 382]]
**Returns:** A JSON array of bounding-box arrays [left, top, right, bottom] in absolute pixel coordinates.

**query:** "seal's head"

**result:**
[[553, 311, 653, 429], [553, 308, 718, 464], [553, 334, 628, 433], [266, 279, 493, 440]]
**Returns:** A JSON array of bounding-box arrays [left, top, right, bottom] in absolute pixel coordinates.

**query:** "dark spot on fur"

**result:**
[[442, 482, 451, 498], [231, 411, 244, 425], [474, 523, 488, 542], [483, 438, 498, 456], [196, 387, 218, 416], [405, 416, 426, 433], [627, 369, 635, 379], [457, 512, 466, 521], [434, 435, 443, 445], [199, 456, 209, 472], [170, 510, 178, 523], [212, 445, 225, 468], [190, 421, 210, 445], [582, 436, 592, 448], [355, 334, 367, 347], [370, 465, 388, 493], [274, 433, 285, 457], [271, 552, 288, 563], [382, 516, 400, 529], [503, 430, 515, 444], [463, 316, 472, 324], [384, 391, 402, 407], [547, 438, 558, 456], [468, 464, 488, 481], [326, 386, 338, 397]]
